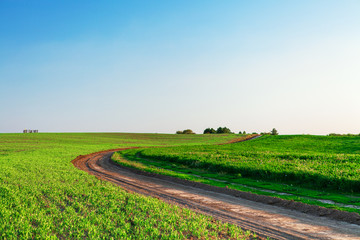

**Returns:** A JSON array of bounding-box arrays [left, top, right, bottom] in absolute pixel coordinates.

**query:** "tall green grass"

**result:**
[[129, 135, 360, 193], [0, 133, 253, 239]]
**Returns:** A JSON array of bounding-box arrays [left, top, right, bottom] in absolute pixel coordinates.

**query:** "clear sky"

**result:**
[[1, 0, 360, 134]]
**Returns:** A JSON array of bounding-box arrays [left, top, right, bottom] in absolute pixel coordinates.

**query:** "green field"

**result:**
[[116, 135, 360, 213], [0, 133, 254, 239]]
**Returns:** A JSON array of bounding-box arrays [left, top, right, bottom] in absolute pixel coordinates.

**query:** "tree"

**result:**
[[204, 128, 216, 134], [182, 129, 195, 134], [271, 128, 278, 135], [216, 127, 232, 134], [176, 129, 195, 134]]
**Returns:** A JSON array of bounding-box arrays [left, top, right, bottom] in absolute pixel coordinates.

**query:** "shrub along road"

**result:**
[[72, 148, 360, 240]]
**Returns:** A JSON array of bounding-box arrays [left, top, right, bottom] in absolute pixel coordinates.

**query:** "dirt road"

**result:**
[[72, 149, 360, 240]]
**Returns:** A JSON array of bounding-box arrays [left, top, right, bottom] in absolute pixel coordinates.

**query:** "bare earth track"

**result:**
[[72, 148, 360, 240]]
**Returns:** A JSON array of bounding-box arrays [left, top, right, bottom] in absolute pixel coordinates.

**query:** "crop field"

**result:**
[[116, 135, 360, 213], [0, 133, 254, 239]]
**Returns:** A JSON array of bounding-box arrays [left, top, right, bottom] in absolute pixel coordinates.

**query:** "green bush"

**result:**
[[176, 129, 195, 134]]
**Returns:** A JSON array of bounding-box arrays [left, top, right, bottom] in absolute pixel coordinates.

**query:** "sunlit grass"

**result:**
[[0, 133, 254, 239], [117, 135, 360, 213]]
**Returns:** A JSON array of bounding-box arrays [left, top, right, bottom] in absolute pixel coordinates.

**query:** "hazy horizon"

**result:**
[[1, 131, 352, 136], [1, 1, 360, 135]]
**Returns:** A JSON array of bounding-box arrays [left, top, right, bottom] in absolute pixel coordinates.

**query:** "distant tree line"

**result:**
[[176, 127, 279, 135], [175, 128, 360, 136], [203, 127, 233, 134], [328, 133, 360, 136]]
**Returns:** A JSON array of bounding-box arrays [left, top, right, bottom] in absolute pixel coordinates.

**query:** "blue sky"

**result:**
[[1, 0, 360, 134]]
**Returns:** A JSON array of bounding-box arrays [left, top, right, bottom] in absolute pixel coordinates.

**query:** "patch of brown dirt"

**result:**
[[219, 134, 261, 145]]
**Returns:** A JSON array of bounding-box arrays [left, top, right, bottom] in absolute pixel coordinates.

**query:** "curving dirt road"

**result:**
[[72, 149, 360, 240]]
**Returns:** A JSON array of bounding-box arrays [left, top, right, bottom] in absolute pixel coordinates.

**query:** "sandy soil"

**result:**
[[72, 149, 360, 240]]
